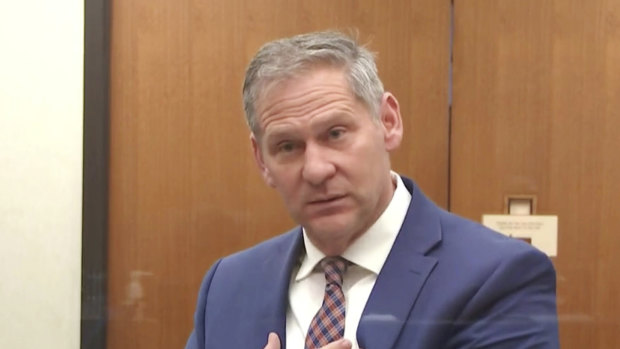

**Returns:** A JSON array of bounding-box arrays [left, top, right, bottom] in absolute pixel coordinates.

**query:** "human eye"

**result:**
[[276, 141, 298, 153], [327, 127, 346, 140]]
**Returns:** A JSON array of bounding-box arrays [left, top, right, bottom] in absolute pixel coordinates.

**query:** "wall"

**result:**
[[106, 0, 450, 347], [0, 1, 83, 348], [451, 0, 620, 346]]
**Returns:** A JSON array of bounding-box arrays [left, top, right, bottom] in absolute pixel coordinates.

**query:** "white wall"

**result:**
[[0, 1, 83, 348]]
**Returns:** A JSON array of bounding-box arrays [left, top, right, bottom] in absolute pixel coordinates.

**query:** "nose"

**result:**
[[302, 142, 336, 186]]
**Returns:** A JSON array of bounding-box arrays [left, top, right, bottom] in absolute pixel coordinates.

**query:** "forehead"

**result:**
[[255, 68, 355, 123], [261, 67, 350, 102]]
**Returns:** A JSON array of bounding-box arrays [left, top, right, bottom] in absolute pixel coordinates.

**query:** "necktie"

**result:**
[[305, 257, 348, 349]]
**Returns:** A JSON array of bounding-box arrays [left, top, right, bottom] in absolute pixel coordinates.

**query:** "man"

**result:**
[[185, 31, 559, 349]]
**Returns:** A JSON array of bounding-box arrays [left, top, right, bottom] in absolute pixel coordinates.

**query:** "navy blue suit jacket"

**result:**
[[186, 177, 559, 348]]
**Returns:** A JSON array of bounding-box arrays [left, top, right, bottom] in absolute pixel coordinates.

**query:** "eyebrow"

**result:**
[[262, 126, 299, 144], [309, 112, 354, 130], [261, 110, 356, 143]]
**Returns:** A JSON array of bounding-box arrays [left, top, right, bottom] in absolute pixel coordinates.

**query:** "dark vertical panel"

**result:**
[[82, 0, 109, 348]]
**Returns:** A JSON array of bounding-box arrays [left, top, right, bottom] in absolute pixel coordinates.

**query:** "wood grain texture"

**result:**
[[452, 0, 620, 347], [107, 1, 451, 347]]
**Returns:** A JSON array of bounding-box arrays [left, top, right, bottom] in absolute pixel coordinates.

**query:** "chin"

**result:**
[[304, 217, 357, 240]]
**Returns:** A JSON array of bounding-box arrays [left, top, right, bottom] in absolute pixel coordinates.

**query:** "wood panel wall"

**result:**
[[451, 0, 620, 347], [107, 1, 451, 347]]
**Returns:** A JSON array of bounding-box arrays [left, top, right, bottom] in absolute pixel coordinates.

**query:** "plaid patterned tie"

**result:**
[[305, 257, 348, 349]]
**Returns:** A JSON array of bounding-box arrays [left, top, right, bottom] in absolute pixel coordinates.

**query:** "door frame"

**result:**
[[81, 0, 110, 348]]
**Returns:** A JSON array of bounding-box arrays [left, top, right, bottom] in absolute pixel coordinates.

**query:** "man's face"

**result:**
[[251, 67, 403, 255]]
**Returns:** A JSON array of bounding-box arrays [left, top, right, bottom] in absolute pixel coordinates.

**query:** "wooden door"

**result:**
[[107, 1, 451, 347], [451, 0, 620, 347]]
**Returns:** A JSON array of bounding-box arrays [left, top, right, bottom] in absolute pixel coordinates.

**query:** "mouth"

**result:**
[[307, 194, 346, 205]]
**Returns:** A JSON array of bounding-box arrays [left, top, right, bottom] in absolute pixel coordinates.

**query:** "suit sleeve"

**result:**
[[447, 246, 559, 349], [185, 259, 222, 349]]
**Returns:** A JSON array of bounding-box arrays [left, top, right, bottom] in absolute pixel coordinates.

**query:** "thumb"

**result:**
[[264, 332, 281, 349], [322, 338, 353, 349]]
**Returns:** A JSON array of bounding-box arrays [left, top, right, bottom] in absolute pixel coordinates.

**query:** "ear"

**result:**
[[250, 133, 276, 187], [378, 92, 403, 151]]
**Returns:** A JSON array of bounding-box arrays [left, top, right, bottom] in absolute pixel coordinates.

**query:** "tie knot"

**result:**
[[320, 257, 348, 286]]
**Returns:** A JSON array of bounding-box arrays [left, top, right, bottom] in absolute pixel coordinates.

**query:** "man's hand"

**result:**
[[263, 333, 280, 349], [263, 332, 353, 349]]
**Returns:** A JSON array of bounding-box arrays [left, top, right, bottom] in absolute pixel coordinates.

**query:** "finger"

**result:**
[[321, 338, 352, 349], [263, 332, 280, 349]]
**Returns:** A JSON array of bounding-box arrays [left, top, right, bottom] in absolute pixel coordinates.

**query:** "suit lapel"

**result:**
[[254, 228, 304, 349], [357, 177, 442, 349]]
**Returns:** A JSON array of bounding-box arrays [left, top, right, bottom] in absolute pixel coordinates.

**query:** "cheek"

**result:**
[[272, 172, 301, 201]]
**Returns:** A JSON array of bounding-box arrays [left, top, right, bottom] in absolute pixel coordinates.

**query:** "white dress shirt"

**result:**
[[286, 173, 412, 349]]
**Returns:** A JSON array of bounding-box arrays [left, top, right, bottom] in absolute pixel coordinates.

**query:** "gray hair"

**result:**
[[242, 31, 385, 134]]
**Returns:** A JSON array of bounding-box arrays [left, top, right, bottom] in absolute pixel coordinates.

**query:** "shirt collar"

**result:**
[[295, 172, 412, 281]]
